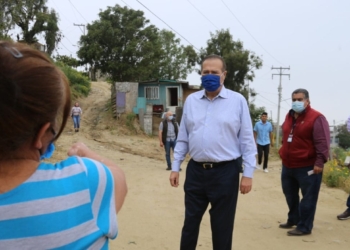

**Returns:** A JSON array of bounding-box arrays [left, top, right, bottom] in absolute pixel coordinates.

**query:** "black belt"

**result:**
[[193, 159, 235, 169]]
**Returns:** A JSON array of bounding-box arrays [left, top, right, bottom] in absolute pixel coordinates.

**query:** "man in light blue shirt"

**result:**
[[169, 55, 257, 250], [253, 112, 273, 173]]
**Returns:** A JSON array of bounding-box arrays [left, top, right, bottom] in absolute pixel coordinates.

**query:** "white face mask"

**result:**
[[168, 115, 173, 120], [292, 101, 305, 113]]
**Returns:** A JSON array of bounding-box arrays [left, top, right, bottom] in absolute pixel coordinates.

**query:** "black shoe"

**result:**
[[166, 167, 171, 171], [337, 210, 350, 220], [279, 222, 296, 229], [179, 168, 182, 171], [287, 229, 311, 236]]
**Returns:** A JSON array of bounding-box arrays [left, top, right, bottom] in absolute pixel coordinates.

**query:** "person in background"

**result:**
[[336, 116, 350, 220], [71, 102, 82, 132], [278, 88, 330, 236], [254, 112, 273, 173], [0, 41, 127, 249], [169, 55, 257, 250], [159, 111, 179, 171]]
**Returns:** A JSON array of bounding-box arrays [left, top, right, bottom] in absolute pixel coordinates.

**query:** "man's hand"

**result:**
[[313, 166, 323, 174], [169, 171, 179, 187], [160, 142, 164, 147], [270, 143, 274, 148], [240, 176, 252, 194]]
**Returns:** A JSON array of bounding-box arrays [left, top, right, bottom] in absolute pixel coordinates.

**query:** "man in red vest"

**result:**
[[278, 88, 330, 236]]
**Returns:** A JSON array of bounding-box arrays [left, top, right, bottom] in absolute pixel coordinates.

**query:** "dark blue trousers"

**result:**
[[281, 165, 322, 233], [180, 159, 240, 250], [72, 115, 80, 128], [164, 140, 176, 168], [346, 195, 350, 211]]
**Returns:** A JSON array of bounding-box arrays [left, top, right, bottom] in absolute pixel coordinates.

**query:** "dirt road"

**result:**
[[52, 82, 350, 250]]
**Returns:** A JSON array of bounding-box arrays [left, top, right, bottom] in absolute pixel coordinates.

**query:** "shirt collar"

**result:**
[[200, 86, 228, 99]]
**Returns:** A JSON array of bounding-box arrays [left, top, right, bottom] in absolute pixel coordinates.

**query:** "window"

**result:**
[[145, 86, 159, 100]]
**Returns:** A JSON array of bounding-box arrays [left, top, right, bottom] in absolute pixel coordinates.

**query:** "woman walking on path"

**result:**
[[71, 102, 82, 132]]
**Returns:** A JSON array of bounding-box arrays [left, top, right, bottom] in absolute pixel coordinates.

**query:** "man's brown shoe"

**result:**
[[337, 210, 350, 220], [279, 222, 296, 229], [287, 229, 311, 236]]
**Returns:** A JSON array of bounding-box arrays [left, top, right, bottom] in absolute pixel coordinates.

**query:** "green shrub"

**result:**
[[55, 62, 91, 98], [126, 113, 136, 132], [323, 147, 350, 192]]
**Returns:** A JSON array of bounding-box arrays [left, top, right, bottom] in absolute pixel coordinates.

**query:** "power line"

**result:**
[[220, 0, 284, 66], [59, 41, 73, 54], [67, 0, 89, 23], [51, 0, 73, 23], [63, 35, 75, 46], [135, 0, 200, 51], [74, 23, 86, 35], [187, 0, 218, 30], [256, 94, 289, 110], [120, 0, 133, 9]]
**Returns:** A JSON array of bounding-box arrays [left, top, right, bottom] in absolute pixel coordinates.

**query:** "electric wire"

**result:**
[[120, 0, 133, 9], [256, 94, 289, 111], [187, 0, 218, 29], [220, 0, 284, 66], [67, 0, 89, 23], [135, 0, 200, 51], [51, 0, 73, 23], [59, 41, 73, 54]]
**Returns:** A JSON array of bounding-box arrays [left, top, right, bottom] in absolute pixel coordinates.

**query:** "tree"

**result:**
[[249, 103, 266, 126], [156, 30, 197, 79], [3, 0, 61, 55], [54, 55, 80, 68], [336, 124, 350, 149], [78, 5, 163, 82], [0, 0, 13, 39], [199, 29, 262, 100]]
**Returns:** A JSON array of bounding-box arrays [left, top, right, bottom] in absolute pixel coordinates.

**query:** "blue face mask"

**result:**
[[201, 74, 222, 92], [292, 101, 305, 113], [40, 143, 55, 160]]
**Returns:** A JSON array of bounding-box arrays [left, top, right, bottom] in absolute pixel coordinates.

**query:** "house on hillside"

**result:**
[[111, 80, 200, 134], [136, 79, 200, 114], [112, 79, 200, 116]]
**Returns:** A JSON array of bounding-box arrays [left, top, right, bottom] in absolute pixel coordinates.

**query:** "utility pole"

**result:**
[[73, 23, 85, 35], [329, 120, 337, 160], [247, 79, 250, 103], [272, 66, 290, 148]]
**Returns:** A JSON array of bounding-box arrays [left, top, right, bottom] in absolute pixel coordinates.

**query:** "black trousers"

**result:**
[[180, 159, 240, 250], [257, 144, 270, 169]]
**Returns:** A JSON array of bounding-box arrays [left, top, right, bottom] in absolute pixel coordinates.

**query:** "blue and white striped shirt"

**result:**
[[173, 86, 257, 177], [0, 156, 117, 249]]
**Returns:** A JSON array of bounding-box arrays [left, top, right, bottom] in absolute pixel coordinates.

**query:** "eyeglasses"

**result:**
[[0, 43, 23, 58]]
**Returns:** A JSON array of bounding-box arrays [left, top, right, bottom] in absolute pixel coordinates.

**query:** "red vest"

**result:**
[[279, 105, 322, 168]]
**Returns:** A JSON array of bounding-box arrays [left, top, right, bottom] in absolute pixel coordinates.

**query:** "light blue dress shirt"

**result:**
[[253, 120, 273, 145], [172, 86, 257, 178]]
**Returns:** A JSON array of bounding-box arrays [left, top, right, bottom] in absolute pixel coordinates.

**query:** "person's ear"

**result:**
[[33, 122, 51, 150]]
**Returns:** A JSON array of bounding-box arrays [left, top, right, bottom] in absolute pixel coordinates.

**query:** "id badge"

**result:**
[[287, 134, 293, 142]]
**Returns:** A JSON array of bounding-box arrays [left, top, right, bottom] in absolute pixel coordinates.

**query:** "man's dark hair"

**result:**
[[292, 88, 309, 99], [261, 112, 268, 116], [201, 55, 226, 72]]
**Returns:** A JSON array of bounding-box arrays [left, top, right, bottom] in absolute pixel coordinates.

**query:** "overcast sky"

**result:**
[[42, 0, 349, 126]]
